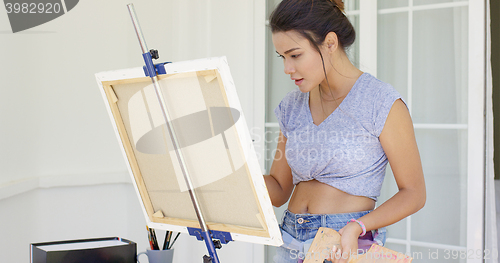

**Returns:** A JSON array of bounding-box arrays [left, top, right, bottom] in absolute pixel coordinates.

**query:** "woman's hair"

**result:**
[[269, 0, 355, 52]]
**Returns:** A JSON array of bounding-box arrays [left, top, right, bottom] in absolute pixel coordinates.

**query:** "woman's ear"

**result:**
[[324, 32, 339, 52]]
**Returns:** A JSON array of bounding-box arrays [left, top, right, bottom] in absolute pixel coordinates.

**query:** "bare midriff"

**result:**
[[287, 180, 375, 214]]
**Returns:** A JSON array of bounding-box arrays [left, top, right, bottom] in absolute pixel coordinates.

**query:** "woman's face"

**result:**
[[272, 30, 328, 93]]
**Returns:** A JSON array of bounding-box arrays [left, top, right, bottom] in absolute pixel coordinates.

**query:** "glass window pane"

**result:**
[[386, 218, 407, 241], [346, 14, 359, 68], [384, 244, 408, 258], [266, 0, 280, 17], [412, 7, 468, 124], [345, 0, 360, 11], [411, 129, 467, 246], [378, 0, 408, 9], [414, 0, 466, 6], [410, 246, 467, 263], [377, 12, 408, 100]]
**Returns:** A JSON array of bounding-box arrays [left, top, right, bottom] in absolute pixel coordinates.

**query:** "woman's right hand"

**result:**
[[264, 131, 294, 207]]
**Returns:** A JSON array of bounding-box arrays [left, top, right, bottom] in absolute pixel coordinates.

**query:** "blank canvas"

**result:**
[[95, 57, 282, 246]]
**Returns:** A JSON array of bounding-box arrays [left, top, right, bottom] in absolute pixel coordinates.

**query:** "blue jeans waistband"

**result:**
[[282, 209, 372, 231], [280, 209, 386, 245]]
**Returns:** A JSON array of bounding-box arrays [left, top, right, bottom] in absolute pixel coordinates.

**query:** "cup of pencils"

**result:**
[[137, 226, 180, 263]]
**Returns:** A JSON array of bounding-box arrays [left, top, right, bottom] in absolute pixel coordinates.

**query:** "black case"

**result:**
[[31, 237, 136, 263]]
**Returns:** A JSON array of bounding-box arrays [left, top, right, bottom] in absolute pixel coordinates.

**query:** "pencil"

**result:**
[[146, 226, 154, 250], [150, 228, 159, 250], [168, 231, 173, 248], [168, 232, 181, 250], [163, 231, 170, 250], [165, 231, 172, 250]]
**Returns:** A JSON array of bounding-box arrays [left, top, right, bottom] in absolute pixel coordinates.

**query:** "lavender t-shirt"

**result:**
[[274, 73, 403, 201]]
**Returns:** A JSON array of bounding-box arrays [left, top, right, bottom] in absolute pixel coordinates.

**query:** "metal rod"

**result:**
[[126, 3, 210, 234], [127, 4, 148, 54]]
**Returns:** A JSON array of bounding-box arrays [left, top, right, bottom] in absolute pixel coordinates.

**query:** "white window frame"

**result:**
[[358, 1, 486, 261], [467, 1, 486, 262]]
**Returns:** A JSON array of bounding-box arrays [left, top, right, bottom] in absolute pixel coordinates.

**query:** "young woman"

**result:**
[[264, 0, 426, 262]]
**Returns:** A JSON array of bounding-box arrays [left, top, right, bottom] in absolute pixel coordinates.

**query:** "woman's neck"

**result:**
[[317, 51, 362, 101]]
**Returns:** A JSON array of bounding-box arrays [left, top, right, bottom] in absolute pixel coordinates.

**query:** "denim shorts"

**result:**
[[273, 210, 386, 263]]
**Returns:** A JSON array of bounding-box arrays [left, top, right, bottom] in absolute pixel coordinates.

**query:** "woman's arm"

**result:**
[[333, 99, 426, 262], [264, 131, 295, 207], [358, 99, 426, 230]]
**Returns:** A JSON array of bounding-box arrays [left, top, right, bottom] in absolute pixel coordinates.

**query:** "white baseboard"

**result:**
[[0, 172, 131, 200]]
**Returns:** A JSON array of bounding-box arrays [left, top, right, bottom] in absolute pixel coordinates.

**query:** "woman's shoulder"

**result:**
[[281, 88, 306, 102], [277, 88, 307, 110], [350, 73, 403, 108], [353, 73, 406, 136], [357, 73, 398, 96]]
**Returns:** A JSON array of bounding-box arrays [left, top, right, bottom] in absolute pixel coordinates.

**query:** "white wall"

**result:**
[[0, 183, 262, 262], [0, 0, 264, 186], [0, 0, 266, 262]]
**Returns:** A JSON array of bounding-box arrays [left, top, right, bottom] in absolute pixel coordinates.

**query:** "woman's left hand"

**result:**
[[330, 222, 362, 263]]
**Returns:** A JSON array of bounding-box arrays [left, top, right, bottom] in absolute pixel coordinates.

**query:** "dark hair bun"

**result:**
[[270, 0, 355, 50], [332, 0, 345, 12]]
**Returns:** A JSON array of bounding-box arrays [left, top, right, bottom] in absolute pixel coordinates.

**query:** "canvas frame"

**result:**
[[95, 57, 282, 246]]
